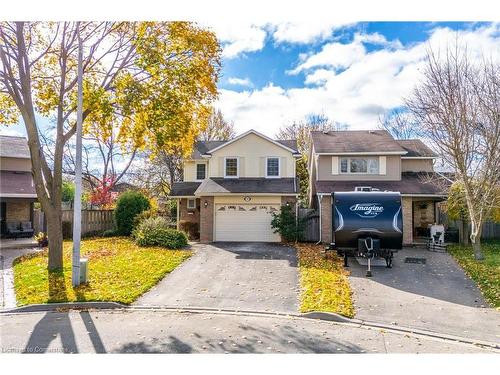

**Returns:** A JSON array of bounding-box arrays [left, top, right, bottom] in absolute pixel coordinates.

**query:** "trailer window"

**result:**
[[340, 157, 379, 174]]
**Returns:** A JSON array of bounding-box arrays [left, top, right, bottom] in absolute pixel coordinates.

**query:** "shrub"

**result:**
[[114, 191, 150, 236], [133, 217, 188, 249], [102, 229, 118, 237], [271, 205, 304, 242], [132, 208, 158, 231], [179, 221, 199, 240]]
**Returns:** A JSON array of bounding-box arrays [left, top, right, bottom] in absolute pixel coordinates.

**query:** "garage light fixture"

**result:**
[[204, 200, 208, 208]]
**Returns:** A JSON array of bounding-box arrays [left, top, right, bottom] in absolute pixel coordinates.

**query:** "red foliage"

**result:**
[[89, 176, 118, 208]]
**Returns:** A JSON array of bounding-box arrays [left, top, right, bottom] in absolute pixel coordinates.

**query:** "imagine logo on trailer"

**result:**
[[349, 203, 384, 218]]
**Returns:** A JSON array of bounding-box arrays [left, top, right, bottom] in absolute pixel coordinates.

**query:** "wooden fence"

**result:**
[[34, 209, 115, 236], [299, 208, 319, 242], [438, 210, 500, 240]]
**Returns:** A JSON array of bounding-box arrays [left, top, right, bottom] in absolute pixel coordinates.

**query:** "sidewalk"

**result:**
[[0, 247, 41, 309]]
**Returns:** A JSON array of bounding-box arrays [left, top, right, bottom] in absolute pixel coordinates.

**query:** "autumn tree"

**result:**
[[406, 45, 500, 260], [276, 114, 347, 205], [132, 108, 235, 199], [0, 22, 220, 270], [199, 108, 236, 141]]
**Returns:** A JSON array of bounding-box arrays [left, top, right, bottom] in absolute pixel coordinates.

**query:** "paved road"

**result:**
[[348, 247, 500, 344], [135, 243, 299, 313], [0, 309, 496, 353]]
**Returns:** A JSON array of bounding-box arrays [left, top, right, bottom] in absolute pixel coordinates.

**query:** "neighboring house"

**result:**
[[308, 130, 447, 245], [0, 135, 37, 237], [169, 130, 300, 242]]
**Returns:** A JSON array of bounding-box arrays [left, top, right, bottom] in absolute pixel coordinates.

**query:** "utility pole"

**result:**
[[72, 22, 83, 287]]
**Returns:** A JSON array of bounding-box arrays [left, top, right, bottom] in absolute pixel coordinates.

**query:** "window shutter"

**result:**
[[218, 157, 224, 177], [259, 157, 265, 176], [239, 157, 245, 177], [280, 157, 287, 177], [331, 156, 339, 175], [379, 156, 387, 175]]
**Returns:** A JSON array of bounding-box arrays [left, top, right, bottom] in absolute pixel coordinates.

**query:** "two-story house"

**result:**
[[0, 135, 37, 237], [169, 130, 300, 242], [308, 130, 447, 245]]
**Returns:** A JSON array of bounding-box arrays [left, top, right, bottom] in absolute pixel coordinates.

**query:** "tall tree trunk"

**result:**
[[470, 221, 484, 260], [46, 208, 64, 270]]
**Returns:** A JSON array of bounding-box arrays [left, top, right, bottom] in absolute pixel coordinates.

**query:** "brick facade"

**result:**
[[6, 201, 31, 222], [402, 197, 413, 245], [320, 195, 332, 244], [178, 198, 200, 239], [281, 196, 297, 207], [199, 196, 214, 243]]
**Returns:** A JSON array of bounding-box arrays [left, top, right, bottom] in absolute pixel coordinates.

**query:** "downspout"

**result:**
[[316, 194, 322, 244], [176, 199, 180, 230]]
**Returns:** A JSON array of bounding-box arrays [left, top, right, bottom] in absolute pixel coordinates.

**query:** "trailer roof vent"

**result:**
[[355, 186, 373, 192]]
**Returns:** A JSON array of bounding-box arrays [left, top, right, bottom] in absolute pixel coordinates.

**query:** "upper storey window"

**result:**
[[266, 157, 280, 178], [340, 157, 379, 174], [224, 157, 238, 178], [196, 163, 206, 180]]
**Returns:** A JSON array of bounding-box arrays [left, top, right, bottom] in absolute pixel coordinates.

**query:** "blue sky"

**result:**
[[212, 21, 499, 135], [2, 21, 499, 138]]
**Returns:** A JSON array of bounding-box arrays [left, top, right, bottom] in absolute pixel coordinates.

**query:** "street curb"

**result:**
[[2, 303, 498, 350], [0, 301, 127, 313], [301, 311, 500, 350]]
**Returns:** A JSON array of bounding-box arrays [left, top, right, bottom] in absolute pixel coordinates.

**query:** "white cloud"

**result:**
[[0, 125, 25, 137], [206, 22, 267, 59], [272, 21, 352, 44], [290, 41, 366, 74], [227, 77, 253, 87], [353, 32, 403, 49], [217, 24, 500, 136], [304, 69, 336, 85]]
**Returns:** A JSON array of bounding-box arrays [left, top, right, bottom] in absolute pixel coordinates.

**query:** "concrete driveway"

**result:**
[[134, 242, 299, 313], [348, 246, 500, 344]]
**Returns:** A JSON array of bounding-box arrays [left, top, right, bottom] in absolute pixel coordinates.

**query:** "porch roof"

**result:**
[[195, 178, 298, 195], [0, 171, 37, 198], [169, 181, 201, 197], [314, 172, 449, 196]]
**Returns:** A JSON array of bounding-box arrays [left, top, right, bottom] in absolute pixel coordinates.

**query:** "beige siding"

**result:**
[[208, 133, 295, 178], [401, 159, 434, 172], [0, 157, 31, 172], [183, 160, 208, 182], [317, 155, 401, 181]]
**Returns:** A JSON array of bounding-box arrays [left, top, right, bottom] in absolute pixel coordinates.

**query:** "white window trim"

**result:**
[[195, 162, 206, 181], [340, 157, 380, 175], [265, 156, 281, 178], [187, 198, 196, 210], [224, 157, 239, 178]]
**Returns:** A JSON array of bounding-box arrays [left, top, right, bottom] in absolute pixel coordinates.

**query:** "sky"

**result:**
[[1, 21, 499, 138]]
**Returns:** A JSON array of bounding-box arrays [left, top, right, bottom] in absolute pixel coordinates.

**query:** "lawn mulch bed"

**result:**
[[13, 237, 192, 306], [295, 243, 354, 317]]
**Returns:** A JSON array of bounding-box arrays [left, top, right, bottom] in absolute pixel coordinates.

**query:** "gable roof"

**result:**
[[310, 130, 407, 154], [0, 135, 31, 159], [397, 139, 437, 158], [191, 130, 299, 159]]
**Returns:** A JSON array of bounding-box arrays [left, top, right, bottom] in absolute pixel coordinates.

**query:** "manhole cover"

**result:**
[[405, 257, 426, 264]]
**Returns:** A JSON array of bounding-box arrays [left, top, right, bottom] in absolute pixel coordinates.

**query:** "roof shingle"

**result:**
[[310, 130, 407, 154], [0, 136, 30, 159], [397, 139, 437, 157]]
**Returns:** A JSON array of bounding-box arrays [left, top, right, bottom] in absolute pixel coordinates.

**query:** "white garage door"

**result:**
[[215, 204, 281, 242]]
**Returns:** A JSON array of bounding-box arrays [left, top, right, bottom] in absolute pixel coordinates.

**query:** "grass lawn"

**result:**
[[448, 240, 500, 309], [13, 237, 192, 306], [295, 243, 354, 318]]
